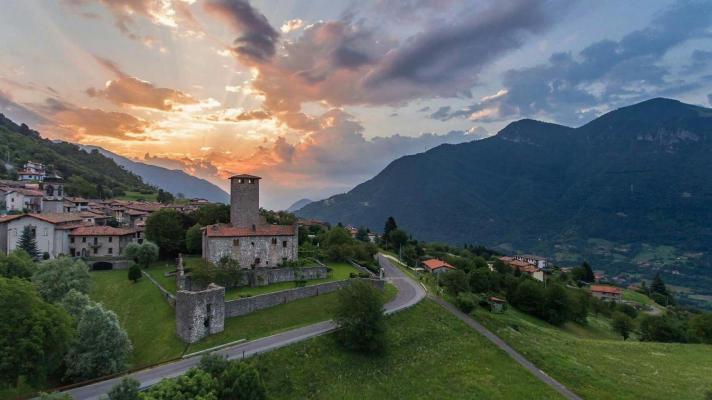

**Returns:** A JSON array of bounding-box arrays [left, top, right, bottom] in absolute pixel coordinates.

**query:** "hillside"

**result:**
[[81, 145, 229, 203], [0, 113, 153, 196], [297, 98, 712, 298], [286, 198, 312, 212]]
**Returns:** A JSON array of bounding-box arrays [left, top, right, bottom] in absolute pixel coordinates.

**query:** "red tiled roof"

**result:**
[[29, 213, 84, 224], [590, 285, 621, 295], [70, 226, 135, 236], [205, 223, 295, 237], [7, 188, 43, 196], [126, 209, 148, 216], [421, 259, 455, 271]]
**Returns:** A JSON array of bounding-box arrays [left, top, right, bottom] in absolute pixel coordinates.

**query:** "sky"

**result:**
[[1, 0, 711, 209]]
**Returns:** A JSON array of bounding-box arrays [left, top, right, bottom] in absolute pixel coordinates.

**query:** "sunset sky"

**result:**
[[1, 0, 711, 209]]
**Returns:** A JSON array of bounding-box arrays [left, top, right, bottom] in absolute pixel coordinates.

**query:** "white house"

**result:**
[[17, 161, 47, 182], [5, 188, 44, 213], [0, 213, 88, 258], [513, 254, 548, 270]]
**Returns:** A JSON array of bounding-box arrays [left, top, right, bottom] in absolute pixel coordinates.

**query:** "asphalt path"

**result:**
[[64, 254, 425, 399]]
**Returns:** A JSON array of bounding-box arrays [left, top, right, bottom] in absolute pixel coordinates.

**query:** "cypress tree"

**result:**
[[18, 226, 40, 260]]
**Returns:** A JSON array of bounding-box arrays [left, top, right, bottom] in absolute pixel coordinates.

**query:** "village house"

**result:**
[[499, 256, 545, 282], [125, 209, 149, 228], [16, 161, 46, 182], [202, 174, 298, 268], [69, 226, 136, 258], [421, 258, 456, 274], [0, 213, 88, 258], [5, 188, 43, 212], [590, 285, 622, 301], [65, 196, 90, 212], [512, 254, 548, 270]]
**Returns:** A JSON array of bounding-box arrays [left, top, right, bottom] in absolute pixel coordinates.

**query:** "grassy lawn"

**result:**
[[254, 300, 563, 400], [188, 283, 398, 353], [472, 306, 712, 400], [622, 289, 655, 306], [89, 269, 186, 368], [116, 191, 158, 202], [91, 264, 393, 368]]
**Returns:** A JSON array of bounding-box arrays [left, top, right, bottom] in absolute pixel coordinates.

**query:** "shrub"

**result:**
[[106, 377, 140, 400], [128, 264, 142, 283], [456, 292, 477, 314], [439, 269, 470, 296], [334, 280, 386, 354], [612, 311, 634, 340]]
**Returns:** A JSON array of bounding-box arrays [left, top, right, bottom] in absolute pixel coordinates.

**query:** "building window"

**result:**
[[82, 237, 86, 243], [108, 247, 113, 254], [70, 237, 75, 244], [108, 237, 112, 243], [93, 247, 98, 255], [233, 239, 239, 246], [282, 240, 288, 248], [254, 257, 260, 265], [251, 242, 254, 247], [271, 237, 277, 245], [93, 237, 98, 245]]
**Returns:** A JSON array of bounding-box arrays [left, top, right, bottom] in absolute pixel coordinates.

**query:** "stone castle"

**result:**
[[201, 174, 298, 268]]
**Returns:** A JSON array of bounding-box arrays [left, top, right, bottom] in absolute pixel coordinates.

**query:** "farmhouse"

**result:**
[[499, 256, 545, 282], [421, 258, 455, 274], [69, 225, 136, 258], [512, 254, 548, 270], [202, 175, 298, 268], [590, 285, 622, 301]]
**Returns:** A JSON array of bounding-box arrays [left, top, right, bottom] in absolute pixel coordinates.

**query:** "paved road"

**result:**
[[430, 296, 583, 400], [64, 254, 425, 400]]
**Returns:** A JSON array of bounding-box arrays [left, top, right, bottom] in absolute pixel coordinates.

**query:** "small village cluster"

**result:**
[[0, 161, 211, 268]]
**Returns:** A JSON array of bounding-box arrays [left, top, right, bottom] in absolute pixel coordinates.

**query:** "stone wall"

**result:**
[[249, 266, 328, 287], [143, 270, 176, 307], [225, 278, 385, 318], [204, 234, 298, 268], [175, 284, 225, 344]]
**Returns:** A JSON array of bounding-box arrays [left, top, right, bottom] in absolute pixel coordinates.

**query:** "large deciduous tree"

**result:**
[[145, 209, 186, 257], [0, 249, 35, 279], [334, 280, 386, 354], [0, 277, 73, 387], [123, 241, 159, 268], [185, 224, 203, 254], [32, 257, 90, 303]]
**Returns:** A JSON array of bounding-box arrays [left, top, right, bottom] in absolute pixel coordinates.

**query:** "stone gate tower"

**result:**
[[230, 174, 261, 227]]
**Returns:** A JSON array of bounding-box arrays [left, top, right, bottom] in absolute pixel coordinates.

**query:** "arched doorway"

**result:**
[[92, 261, 113, 271]]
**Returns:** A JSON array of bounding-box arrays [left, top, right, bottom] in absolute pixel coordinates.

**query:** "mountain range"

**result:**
[[286, 198, 312, 212], [298, 98, 712, 298], [81, 146, 229, 204]]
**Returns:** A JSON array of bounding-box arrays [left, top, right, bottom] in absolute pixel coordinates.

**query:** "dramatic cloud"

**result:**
[[280, 19, 304, 33], [64, 0, 197, 40], [36, 98, 152, 140], [434, 0, 712, 124], [203, 0, 280, 63], [0, 90, 48, 126], [86, 57, 198, 111]]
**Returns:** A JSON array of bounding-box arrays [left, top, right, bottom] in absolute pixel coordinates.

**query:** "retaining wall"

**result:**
[[225, 278, 385, 318], [143, 271, 176, 308]]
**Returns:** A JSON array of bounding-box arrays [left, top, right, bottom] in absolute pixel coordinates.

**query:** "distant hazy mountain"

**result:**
[[286, 198, 312, 212], [81, 145, 229, 203], [298, 98, 712, 296]]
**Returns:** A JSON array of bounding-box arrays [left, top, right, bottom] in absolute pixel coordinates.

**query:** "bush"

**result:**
[[33, 257, 90, 303], [509, 279, 545, 318], [612, 311, 634, 340], [106, 377, 140, 400], [123, 241, 159, 269], [456, 292, 478, 314], [439, 269, 470, 296], [640, 316, 687, 343], [128, 264, 142, 283], [616, 303, 638, 319]]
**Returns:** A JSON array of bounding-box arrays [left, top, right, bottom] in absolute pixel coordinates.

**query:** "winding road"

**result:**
[[64, 254, 426, 400]]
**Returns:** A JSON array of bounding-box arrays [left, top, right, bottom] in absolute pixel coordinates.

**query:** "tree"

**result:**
[[0, 277, 73, 387], [59, 289, 92, 319], [106, 377, 140, 400], [639, 316, 687, 343], [142, 368, 218, 400], [106, 217, 120, 228], [123, 241, 159, 268], [185, 224, 203, 254], [190, 204, 230, 226], [32, 257, 90, 303], [568, 290, 590, 324], [439, 269, 470, 296], [510, 279, 546, 318], [128, 264, 142, 283], [355, 226, 369, 242], [612, 311, 634, 340], [388, 229, 408, 251], [456, 292, 477, 314], [688, 313, 712, 344], [217, 361, 266, 400], [650, 273, 674, 305], [383, 217, 397, 245], [145, 209, 186, 257], [17, 225, 40, 260], [543, 284, 571, 325], [0, 249, 35, 279], [580, 261, 595, 283], [157, 189, 175, 204], [334, 280, 386, 354], [64, 303, 132, 381]]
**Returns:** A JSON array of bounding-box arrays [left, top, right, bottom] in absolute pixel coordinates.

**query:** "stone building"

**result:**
[[69, 225, 136, 258], [202, 174, 298, 268]]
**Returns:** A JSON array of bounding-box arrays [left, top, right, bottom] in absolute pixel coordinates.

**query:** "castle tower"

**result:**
[[229, 174, 261, 227]]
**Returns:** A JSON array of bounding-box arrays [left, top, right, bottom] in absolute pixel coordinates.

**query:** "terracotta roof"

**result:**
[[590, 285, 621, 295], [30, 213, 84, 224], [70, 226, 135, 236], [65, 196, 89, 203], [205, 223, 295, 237], [80, 211, 108, 218], [7, 188, 43, 196], [421, 259, 455, 271], [489, 296, 507, 303], [126, 209, 149, 216], [125, 203, 163, 212], [0, 214, 23, 223], [230, 174, 261, 179]]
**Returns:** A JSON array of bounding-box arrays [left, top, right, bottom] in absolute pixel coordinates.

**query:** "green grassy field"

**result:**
[[90, 267, 392, 368], [472, 306, 712, 400], [89, 269, 186, 368], [254, 300, 563, 400]]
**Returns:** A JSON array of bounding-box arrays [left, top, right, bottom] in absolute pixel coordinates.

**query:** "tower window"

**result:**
[[271, 237, 277, 245], [233, 239, 240, 246], [282, 240, 288, 248]]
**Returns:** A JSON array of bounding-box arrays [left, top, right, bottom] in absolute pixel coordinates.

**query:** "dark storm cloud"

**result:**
[[204, 0, 280, 63]]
